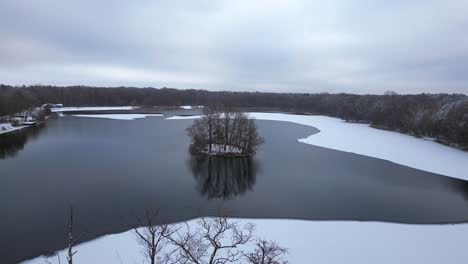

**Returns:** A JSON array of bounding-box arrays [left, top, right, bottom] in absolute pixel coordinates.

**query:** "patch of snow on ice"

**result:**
[[180, 105, 194, 109], [0, 123, 28, 135], [166, 113, 468, 180], [51, 106, 134, 112], [166, 115, 201, 120], [22, 218, 468, 264], [73, 114, 163, 120]]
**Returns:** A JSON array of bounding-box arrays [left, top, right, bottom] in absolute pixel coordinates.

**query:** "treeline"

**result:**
[[1, 84, 467, 149]]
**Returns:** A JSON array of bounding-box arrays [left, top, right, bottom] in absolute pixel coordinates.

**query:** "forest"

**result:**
[[0, 84, 467, 150]]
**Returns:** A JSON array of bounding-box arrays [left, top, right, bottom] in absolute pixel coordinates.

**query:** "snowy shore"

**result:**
[[72, 114, 163, 120], [51, 106, 134, 112], [0, 123, 28, 135], [168, 113, 468, 181], [23, 218, 468, 264], [21, 111, 468, 263]]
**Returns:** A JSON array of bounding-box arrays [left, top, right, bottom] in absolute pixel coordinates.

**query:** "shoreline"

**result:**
[[167, 112, 468, 181], [23, 218, 468, 264], [0, 124, 29, 135]]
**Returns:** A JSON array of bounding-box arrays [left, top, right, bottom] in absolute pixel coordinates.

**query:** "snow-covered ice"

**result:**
[[51, 106, 134, 112], [0, 123, 28, 135], [167, 112, 468, 180], [166, 115, 201, 120], [72, 114, 163, 120], [19, 112, 468, 263], [22, 218, 468, 264], [179, 105, 203, 109]]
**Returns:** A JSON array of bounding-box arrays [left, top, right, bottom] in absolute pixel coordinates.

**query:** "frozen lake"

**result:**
[[2, 110, 468, 263]]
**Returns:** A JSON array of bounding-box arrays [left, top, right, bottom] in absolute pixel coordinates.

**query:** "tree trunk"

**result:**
[[67, 206, 75, 264]]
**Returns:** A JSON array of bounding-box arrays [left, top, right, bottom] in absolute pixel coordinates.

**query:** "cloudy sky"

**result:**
[[1, 0, 467, 94]]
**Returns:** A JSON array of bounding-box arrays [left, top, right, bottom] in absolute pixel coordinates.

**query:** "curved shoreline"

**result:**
[[168, 112, 468, 181], [23, 218, 468, 264]]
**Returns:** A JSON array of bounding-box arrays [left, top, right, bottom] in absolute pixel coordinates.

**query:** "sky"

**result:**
[[0, 0, 467, 94]]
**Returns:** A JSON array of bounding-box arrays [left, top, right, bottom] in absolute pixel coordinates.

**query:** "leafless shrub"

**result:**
[[134, 210, 177, 264], [244, 239, 288, 264], [164, 217, 255, 264]]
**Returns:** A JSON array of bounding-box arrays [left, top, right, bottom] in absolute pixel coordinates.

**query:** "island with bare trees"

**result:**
[[187, 106, 264, 157]]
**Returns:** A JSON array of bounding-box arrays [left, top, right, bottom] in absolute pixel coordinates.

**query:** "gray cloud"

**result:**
[[0, 0, 467, 94]]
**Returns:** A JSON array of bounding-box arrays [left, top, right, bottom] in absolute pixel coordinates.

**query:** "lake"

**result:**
[[2, 111, 468, 263]]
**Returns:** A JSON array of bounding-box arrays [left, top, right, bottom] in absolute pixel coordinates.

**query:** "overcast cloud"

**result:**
[[1, 0, 467, 94]]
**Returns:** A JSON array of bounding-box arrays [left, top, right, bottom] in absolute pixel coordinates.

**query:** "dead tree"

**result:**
[[134, 210, 176, 264], [165, 217, 255, 264], [244, 240, 288, 264], [67, 206, 77, 264]]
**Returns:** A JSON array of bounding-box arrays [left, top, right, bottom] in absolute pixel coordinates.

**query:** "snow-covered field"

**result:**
[[23, 218, 468, 264], [168, 113, 468, 181], [72, 114, 163, 120], [51, 106, 134, 112], [0, 123, 27, 135]]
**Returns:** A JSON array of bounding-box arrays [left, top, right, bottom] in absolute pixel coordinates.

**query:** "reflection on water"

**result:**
[[190, 155, 257, 200], [0, 125, 45, 159]]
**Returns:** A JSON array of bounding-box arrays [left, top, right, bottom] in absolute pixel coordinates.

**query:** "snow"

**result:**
[[51, 106, 134, 112], [19, 112, 468, 263], [0, 123, 28, 135], [22, 218, 468, 264], [166, 113, 468, 181], [179, 105, 203, 109], [204, 144, 243, 155], [72, 114, 163, 120], [166, 115, 201, 120]]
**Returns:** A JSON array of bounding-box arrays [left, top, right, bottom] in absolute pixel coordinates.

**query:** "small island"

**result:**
[[187, 106, 263, 156]]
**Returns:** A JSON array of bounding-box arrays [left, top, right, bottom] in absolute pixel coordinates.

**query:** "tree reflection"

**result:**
[[0, 125, 45, 159], [190, 155, 257, 200]]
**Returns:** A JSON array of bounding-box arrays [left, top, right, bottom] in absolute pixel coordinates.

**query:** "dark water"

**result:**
[[1, 113, 468, 263]]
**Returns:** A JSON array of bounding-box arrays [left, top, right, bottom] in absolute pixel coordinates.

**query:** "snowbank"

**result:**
[[72, 114, 163, 120], [167, 113, 468, 180], [23, 218, 468, 264], [0, 123, 27, 135], [51, 106, 134, 112]]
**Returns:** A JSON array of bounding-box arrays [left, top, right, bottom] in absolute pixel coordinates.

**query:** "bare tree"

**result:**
[[67, 206, 77, 264], [165, 217, 255, 264], [188, 106, 263, 156], [244, 240, 288, 264], [134, 210, 177, 264]]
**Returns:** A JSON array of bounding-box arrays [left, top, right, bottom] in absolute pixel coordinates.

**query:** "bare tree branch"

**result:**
[[244, 239, 288, 264]]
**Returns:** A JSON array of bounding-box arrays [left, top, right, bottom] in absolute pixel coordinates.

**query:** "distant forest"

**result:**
[[1, 84, 467, 150]]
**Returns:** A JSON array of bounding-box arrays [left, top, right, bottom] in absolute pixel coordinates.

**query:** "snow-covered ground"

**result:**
[[0, 123, 28, 135], [203, 144, 243, 155], [72, 114, 163, 120], [179, 105, 203, 109], [167, 113, 468, 181], [23, 218, 468, 264], [51, 106, 134, 112]]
